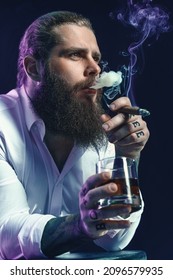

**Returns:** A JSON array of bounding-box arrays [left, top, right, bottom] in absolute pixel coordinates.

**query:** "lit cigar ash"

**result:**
[[90, 71, 123, 89]]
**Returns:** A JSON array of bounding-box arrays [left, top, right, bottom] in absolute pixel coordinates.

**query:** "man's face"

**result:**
[[31, 24, 107, 148]]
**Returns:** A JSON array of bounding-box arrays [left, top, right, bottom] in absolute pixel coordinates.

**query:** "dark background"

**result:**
[[0, 0, 173, 260]]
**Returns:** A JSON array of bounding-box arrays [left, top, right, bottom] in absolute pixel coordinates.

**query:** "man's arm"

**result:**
[[41, 172, 132, 258], [41, 214, 90, 257]]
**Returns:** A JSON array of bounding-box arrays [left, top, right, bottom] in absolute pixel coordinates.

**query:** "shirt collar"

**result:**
[[19, 86, 45, 140]]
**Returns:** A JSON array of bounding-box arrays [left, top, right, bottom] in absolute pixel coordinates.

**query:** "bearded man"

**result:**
[[0, 11, 149, 259]]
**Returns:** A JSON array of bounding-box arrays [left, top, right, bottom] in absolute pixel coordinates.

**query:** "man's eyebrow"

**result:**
[[58, 47, 101, 59], [59, 47, 87, 55]]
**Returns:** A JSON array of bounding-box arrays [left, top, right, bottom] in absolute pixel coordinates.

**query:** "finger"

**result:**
[[115, 127, 149, 146], [101, 113, 128, 132], [79, 172, 111, 198], [100, 113, 111, 123], [108, 119, 147, 143], [82, 181, 118, 209], [110, 97, 131, 110], [104, 96, 131, 115], [95, 219, 130, 231], [101, 97, 132, 119], [89, 205, 131, 221]]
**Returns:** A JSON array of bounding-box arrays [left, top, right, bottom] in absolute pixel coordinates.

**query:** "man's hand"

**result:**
[[79, 172, 131, 239], [100, 97, 150, 159]]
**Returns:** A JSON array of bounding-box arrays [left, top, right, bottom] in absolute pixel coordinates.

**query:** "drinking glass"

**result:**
[[97, 156, 142, 212]]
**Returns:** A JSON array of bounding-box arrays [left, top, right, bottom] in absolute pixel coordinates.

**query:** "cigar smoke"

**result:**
[[91, 71, 122, 89], [111, 0, 171, 98], [92, 0, 171, 105]]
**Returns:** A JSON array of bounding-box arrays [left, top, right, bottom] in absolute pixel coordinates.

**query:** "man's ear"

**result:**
[[24, 56, 41, 81]]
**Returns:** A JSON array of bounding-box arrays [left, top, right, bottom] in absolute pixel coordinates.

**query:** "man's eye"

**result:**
[[93, 57, 100, 63], [69, 52, 81, 59]]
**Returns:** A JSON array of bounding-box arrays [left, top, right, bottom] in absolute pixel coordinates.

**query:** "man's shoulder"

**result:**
[[0, 89, 26, 137], [0, 89, 20, 111]]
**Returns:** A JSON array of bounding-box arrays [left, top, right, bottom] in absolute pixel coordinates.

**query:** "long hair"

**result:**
[[17, 11, 94, 87]]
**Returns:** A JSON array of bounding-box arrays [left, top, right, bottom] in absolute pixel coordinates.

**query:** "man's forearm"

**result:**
[[41, 214, 90, 258]]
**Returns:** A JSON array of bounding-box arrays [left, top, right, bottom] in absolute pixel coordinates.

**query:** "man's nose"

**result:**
[[84, 59, 101, 77]]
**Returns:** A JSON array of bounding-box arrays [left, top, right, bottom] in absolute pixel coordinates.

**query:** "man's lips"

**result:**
[[82, 88, 97, 94]]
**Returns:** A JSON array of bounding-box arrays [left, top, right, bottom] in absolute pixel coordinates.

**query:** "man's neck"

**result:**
[[44, 132, 74, 172]]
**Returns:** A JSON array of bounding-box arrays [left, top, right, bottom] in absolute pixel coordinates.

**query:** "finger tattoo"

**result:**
[[89, 210, 98, 220], [96, 223, 106, 231], [132, 121, 140, 128], [136, 131, 145, 138]]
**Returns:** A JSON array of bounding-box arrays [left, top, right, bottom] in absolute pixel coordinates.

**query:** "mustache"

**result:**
[[72, 77, 96, 93], [44, 67, 97, 94]]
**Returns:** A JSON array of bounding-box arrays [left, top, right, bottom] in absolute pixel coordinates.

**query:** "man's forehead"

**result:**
[[52, 24, 101, 57], [53, 24, 97, 44]]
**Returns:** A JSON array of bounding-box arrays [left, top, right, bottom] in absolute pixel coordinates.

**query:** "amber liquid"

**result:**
[[99, 178, 142, 213]]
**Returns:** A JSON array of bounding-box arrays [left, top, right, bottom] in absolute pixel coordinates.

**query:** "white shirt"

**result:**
[[0, 87, 143, 259]]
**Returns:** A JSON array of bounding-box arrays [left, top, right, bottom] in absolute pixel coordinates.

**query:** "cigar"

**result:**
[[117, 106, 150, 117]]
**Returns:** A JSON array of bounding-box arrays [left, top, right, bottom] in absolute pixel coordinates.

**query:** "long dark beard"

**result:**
[[31, 68, 107, 149]]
